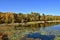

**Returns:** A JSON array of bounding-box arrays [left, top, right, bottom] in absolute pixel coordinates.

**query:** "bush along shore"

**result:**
[[0, 12, 60, 24]]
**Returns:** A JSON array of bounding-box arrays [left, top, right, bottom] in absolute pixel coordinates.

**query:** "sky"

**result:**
[[0, 0, 60, 15]]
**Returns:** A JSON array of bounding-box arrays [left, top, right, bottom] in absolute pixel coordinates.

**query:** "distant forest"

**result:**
[[0, 12, 60, 24]]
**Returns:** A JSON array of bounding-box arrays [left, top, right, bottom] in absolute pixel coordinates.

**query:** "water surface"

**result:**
[[0, 22, 60, 40]]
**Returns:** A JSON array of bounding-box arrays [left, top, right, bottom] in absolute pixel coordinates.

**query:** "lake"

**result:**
[[0, 22, 60, 40]]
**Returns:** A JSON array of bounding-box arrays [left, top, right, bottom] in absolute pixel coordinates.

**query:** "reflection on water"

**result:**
[[24, 33, 55, 40], [0, 22, 60, 40]]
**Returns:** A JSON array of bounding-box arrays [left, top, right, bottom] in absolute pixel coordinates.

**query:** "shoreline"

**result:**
[[0, 20, 60, 26]]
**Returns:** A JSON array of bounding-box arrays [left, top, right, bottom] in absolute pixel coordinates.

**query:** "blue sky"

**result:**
[[0, 0, 60, 15]]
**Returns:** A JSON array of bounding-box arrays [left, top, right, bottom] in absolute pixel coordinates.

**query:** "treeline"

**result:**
[[0, 12, 60, 24]]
